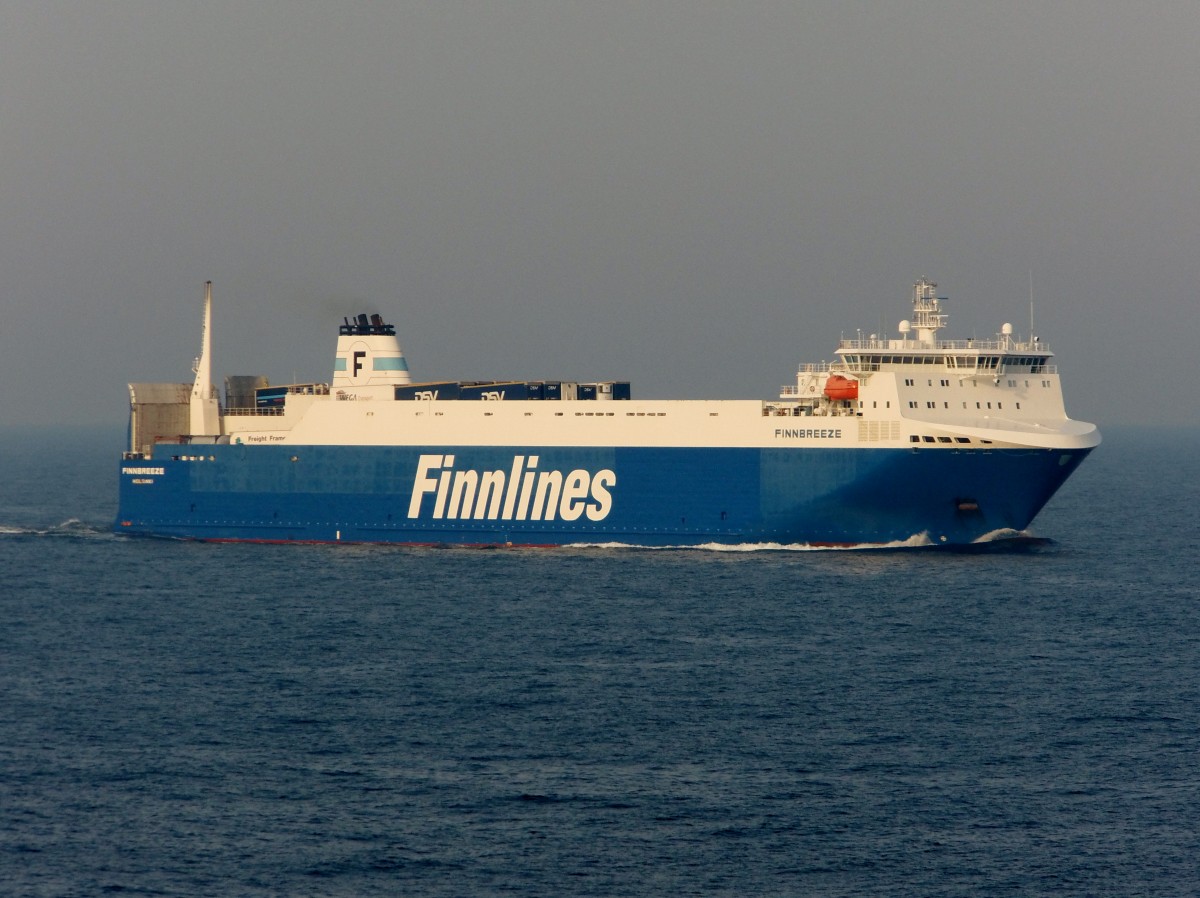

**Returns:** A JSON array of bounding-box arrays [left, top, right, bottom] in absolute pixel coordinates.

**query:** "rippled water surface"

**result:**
[[2, 426, 1197, 896]]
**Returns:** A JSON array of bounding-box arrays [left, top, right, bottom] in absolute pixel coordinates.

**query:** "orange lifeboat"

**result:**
[[823, 374, 859, 401]]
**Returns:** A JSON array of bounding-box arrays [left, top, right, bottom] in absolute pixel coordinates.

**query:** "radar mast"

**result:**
[[911, 277, 947, 345]]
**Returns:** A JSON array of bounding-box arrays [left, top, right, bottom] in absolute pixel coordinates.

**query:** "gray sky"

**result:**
[[2, 0, 1197, 431]]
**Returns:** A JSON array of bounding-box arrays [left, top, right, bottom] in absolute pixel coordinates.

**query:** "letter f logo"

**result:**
[[353, 350, 366, 378]]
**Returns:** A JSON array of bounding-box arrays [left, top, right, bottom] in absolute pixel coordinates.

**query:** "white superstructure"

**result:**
[[204, 278, 1097, 456], [776, 278, 1094, 450]]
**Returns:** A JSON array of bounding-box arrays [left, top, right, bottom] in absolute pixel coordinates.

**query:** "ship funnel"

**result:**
[[333, 312, 412, 395], [189, 281, 221, 437]]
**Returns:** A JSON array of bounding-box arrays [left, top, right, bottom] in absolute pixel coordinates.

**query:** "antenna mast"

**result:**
[[911, 277, 947, 345], [1028, 271, 1036, 344]]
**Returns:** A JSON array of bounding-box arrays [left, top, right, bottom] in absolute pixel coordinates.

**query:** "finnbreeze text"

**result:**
[[774, 428, 843, 439]]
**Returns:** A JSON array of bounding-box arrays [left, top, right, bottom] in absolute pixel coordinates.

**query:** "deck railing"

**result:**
[[224, 407, 285, 417], [837, 337, 1051, 352]]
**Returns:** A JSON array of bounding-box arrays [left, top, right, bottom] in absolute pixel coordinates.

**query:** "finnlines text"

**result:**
[[408, 455, 616, 521]]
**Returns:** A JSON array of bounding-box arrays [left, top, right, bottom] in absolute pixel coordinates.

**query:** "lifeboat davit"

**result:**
[[823, 374, 859, 401]]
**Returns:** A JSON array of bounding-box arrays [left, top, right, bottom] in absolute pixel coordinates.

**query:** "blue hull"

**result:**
[[116, 444, 1092, 547]]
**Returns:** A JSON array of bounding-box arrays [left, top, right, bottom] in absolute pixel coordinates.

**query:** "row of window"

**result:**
[[907, 401, 1022, 410], [449, 410, 669, 418], [903, 377, 1052, 388], [908, 435, 994, 445], [844, 354, 1048, 370]]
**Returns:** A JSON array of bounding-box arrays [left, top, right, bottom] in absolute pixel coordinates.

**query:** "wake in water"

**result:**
[[0, 519, 115, 540], [301, 530, 1052, 553], [957, 528, 1054, 552], [567, 529, 1051, 553], [10, 524, 1049, 551]]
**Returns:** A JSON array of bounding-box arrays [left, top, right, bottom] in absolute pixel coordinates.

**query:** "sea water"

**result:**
[[1, 426, 1197, 897]]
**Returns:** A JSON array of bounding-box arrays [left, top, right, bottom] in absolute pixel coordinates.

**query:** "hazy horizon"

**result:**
[[3, 1, 1197, 431]]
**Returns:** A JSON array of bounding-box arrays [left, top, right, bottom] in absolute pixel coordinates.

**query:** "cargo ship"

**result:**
[[116, 278, 1099, 547]]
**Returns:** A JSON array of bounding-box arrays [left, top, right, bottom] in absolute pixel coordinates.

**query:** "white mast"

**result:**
[[189, 281, 220, 437], [1029, 270, 1037, 344], [910, 277, 947, 345]]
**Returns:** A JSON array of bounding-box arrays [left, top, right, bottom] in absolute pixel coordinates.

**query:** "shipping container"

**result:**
[[255, 385, 290, 408], [609, 381, 632, 400], [575, 382, 631, 400], [460, 381, 532, 401], [394, 381, 462, 401], [542, 381, 579, 400]]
